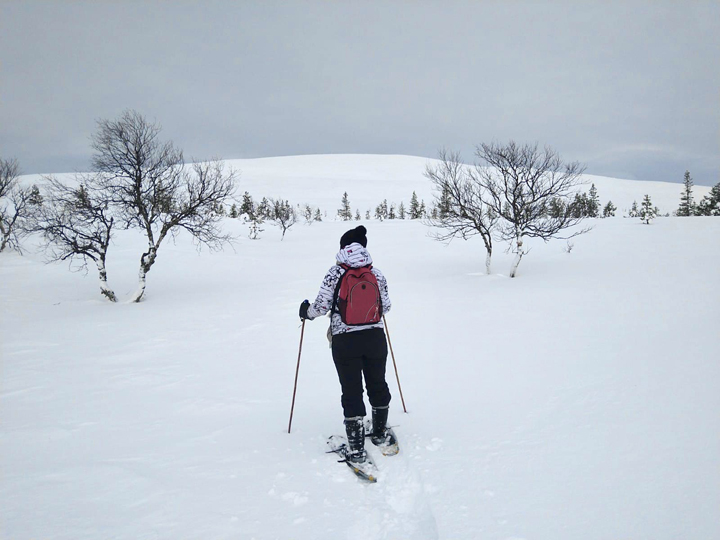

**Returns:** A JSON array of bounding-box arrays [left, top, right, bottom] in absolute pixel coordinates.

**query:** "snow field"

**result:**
[[2, 155, 719, 540]]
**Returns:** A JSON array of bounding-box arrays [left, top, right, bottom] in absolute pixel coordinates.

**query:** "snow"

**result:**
[[1, 154, 719, 540], [19, 153, 711, 218]]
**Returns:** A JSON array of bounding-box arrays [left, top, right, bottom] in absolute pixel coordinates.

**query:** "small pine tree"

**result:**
[[303, 204, 313, 223], [419, 200, 426, 218], [438, 186, 451, 219], [229, 204, 238, 219], [355, 209, 361, 221], [398, 201, 406, 219], [588, 184, 600, 217], [248, 217, 263, 239], [365, 210, 370, 220], [374, 199, 388, 221], [548, 197, 566, 218], [257, 197, 271, 220], [603, 201, 617, 218], [677, 171, 695, 216], [313, 208, 322, 222], [409, 191, 420, 219], [388, 204, 396, 220], [639, 194, 657, 224], [697, 182, 720, 216], [573, 192, 592, 218], [338, 192, 352, 221], [28, 184, 44, 206], [240, 191, 255, 218], [628, 201, 639, 218]]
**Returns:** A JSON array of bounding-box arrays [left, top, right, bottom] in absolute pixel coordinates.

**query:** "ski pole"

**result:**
[[383, 315, 407, 413], [288, 318, 306, 433]]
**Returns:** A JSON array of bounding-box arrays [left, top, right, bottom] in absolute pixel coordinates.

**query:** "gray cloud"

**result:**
[[1, 0, 718, 185]]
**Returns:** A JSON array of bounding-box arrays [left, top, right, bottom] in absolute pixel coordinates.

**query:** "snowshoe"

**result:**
[[327, 435, 378, 483], [366, 408, 399, 456]]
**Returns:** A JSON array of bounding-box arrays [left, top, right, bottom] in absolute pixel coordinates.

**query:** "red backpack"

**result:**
[[333, 264, 382, 326]]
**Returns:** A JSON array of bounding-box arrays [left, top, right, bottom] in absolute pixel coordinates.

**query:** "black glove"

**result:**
[[299, 300, 311, 320]]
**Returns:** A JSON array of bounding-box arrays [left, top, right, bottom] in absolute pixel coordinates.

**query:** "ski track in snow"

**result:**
[[327, 439, 439, 540], [262, 433, 439, 540]]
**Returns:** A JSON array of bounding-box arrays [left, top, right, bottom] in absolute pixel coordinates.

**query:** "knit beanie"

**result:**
[[340, 225, 368, 248]]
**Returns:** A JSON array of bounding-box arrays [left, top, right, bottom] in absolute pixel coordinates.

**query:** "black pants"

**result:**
[[331, 328, 391, 418]]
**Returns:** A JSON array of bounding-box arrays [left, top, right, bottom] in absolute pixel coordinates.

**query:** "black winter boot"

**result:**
[[344, 416, 367, 463], [370, 406, 393, 446]]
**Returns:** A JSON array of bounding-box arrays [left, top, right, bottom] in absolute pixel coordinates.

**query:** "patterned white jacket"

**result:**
[[306, 243, 392, 336]]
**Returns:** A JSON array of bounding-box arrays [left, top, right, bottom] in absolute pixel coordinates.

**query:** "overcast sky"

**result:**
[[2, 0, 718, 184]]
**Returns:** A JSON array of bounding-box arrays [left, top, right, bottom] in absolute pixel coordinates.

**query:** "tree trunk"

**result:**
[[482, 235, 493, 275], [509, 236, 524, 278], [132, 246, 157, 303], [0, 222, 9, 252], [96, 257, 117, 302]]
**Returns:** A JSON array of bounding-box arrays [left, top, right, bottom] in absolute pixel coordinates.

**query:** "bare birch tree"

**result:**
[[35, 175, 117, 301], [91, 110, 237, 302], [267, 198, 298, 240], [474, 141, 589, 277], [425, 150, 498, 274], [1, 158, 40, 253]]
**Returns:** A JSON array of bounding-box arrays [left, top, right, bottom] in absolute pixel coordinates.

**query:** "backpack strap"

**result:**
[[331, 264, 349, 315]]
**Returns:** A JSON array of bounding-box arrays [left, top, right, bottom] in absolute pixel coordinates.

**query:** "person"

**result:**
[[299, 225, 393, 463]]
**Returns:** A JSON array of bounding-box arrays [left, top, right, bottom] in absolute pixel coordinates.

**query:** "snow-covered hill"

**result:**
[[2, 155, 719, 540], [19, 153, 712, 218], [224, 154, 712, 216]]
